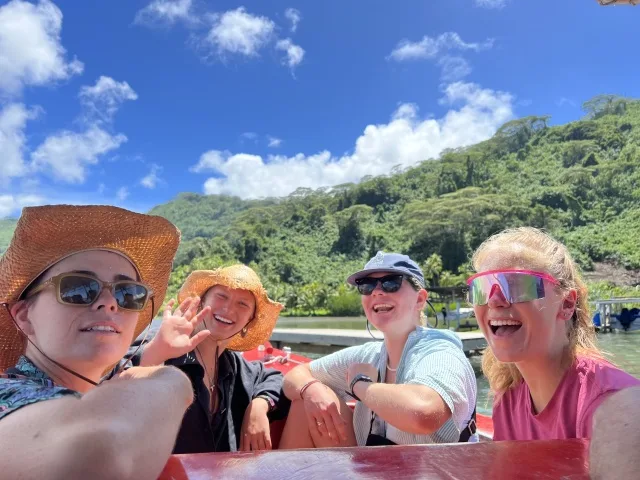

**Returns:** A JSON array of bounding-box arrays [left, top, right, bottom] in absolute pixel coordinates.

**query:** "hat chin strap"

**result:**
[[2, 299, 154, 389]]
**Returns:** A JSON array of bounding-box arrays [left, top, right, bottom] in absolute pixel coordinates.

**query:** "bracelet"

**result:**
[[254, 395, 276, 413], [299, 379, 320, 399]]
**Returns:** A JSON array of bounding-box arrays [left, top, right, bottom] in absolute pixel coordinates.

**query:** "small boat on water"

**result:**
[[157, 344, 591, 479], [592, 298, 640, 333]]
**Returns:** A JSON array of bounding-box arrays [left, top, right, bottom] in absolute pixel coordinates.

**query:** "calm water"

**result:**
[[278, 317, 640, 415]]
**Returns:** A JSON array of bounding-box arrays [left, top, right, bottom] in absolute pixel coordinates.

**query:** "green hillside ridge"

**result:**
[[1, 95, 639, 315]]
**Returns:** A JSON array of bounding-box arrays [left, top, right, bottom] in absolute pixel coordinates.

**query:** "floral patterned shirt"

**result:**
[[0, 356, 80, 420]]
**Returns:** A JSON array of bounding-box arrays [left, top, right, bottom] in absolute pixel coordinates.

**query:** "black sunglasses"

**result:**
[[25, 273, 152, 312], [354, 274, 406, 296]]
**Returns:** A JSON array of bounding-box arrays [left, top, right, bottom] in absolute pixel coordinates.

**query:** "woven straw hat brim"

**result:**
[[177, 265, 283, 351], [0, 205, 181, 372]]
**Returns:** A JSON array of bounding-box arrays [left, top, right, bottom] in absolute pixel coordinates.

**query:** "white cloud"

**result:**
[[190, 149, 228, 173], [284, 8, 301, 33], [276, 38, 305, 70], [557, 97, 577, 108], [438, 56, 472, 82], [203, 7, 275, 58], [475, 0, 508, 9], [134, 0, 198, 27], [241, 131, 258, 141], [0, 194, 44, 217], [116, 186, 129, 201], [140, 164, 161, 189], [79, 76, 138, 123], [0, 103, 39, 182], [0, 0, 83, 96], [388, 32, 493, 62], [31, 126, 127, 183], [192, 82, 514, 199], [267, 136, 282, 148]]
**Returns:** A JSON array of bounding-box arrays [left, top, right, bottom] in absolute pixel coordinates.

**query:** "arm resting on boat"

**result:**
[[353, 382, 452, 435], [0, 365, 193, 480]]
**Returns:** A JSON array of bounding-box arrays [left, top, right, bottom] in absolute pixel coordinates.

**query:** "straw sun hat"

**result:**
[[0, 205, 181, 372], [177, 265, 284, 351]]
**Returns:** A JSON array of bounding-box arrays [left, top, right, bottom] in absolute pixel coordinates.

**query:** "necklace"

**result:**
[[195, 347, 218, 410], [386, 361, 397, 372]]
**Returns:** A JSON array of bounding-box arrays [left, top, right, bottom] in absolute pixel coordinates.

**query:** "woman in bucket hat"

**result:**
[[279, 251, 477, 449], [130, 264, 290, 453], [0, 205, 196, 480]]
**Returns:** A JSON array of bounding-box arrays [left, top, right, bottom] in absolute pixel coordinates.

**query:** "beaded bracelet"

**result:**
[[299, 379, 321, 399]]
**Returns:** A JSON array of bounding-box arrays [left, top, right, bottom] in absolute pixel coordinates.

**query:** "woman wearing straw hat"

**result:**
[[131, 264, 289, 453], [279, 251, 477, 448], [0, 205, 197, 480]]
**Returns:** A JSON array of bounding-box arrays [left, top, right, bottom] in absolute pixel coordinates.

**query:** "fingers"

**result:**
[[264, 431, 272, 450], [240, 432, 248, 452], [323, 414, 341, 445], [189, 329, 211, 349], [256, 434, 266, 451], [329, 405, 348, 442], [184, 296, 200, 320], [192, 305, 211, 327], [173, 296, 193, 318], [162, 299, 176, 320]]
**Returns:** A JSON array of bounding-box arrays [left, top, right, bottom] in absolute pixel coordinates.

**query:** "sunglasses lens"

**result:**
[[59, 275, 101, 305], [468, 273, 546, 306], [356, 275, 404, 295], [114, 283, 149, 311], [381, 276, 403, 293], [356, 280, 376, 296]]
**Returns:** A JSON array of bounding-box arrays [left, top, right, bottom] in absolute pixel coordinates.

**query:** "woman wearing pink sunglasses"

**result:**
[[469, 227, 639, 441]]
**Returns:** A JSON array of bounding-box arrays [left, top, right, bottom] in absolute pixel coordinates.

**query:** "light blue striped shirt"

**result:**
[[309, 326, 477, 446]]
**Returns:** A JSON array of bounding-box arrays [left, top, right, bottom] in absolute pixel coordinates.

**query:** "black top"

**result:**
[[122, 326, 290, 454], [166, 349, 290, 453]]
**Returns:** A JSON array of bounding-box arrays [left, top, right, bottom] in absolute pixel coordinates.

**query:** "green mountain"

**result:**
[[0, 219, 18, 255], [2, 95, 639, 313]]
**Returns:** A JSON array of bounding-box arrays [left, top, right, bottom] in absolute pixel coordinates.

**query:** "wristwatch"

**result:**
[[345, 374, 373, 402], [254, 395, 276, 413]]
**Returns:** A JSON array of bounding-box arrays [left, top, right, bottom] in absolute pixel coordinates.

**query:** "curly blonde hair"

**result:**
[[473, 227, 602, 394]]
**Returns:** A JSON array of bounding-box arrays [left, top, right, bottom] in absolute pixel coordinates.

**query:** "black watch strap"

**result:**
[[345, 374, 373, 402]]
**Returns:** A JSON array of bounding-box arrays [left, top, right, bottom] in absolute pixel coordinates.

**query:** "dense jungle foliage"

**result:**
[[2, 95, 639, 316]]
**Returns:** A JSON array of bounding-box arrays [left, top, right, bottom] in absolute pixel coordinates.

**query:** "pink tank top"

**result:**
[[492, 356, 640, 441]]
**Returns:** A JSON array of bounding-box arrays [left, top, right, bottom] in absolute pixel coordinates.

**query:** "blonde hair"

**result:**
[[473, 227, 602, 394]]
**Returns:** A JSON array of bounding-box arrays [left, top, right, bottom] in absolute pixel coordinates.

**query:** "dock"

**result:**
[[270, 328, 487, 356]]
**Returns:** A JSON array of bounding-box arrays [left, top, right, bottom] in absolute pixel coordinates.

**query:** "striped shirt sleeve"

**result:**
[[405, 349, 476, 431], [309, 345, 371, 400]]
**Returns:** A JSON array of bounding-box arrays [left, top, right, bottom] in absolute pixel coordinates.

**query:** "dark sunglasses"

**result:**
[[355, 274, 406, 296], [25, 273, 152, 312]]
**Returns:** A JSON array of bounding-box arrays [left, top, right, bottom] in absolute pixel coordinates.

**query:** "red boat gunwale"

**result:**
[[156, 344, 590, 479]]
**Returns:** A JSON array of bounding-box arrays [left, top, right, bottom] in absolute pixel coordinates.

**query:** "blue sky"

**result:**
[[0, 0, 638, 217]]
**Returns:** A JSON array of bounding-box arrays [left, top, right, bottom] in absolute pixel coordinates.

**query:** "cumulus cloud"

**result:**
[[191, 82, 514, 199], [276, 38, 305, 71], [79, 76, 138, 123], [0, 103, 40, 182], [31, 126, 127, 184], [388, 32, 494, 62], [202, 7, 275, 58], [0, 0, 83, 96], [134, 0, 198, 27], [0, 194, 43, 218], [438, 56, 473, 82], [140, 164, 162, 189], [267, 136, 282, 148], [284, 8, 301, 32]]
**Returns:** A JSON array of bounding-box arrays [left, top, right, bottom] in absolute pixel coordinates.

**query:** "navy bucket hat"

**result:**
[[347, 251, 426, 288]]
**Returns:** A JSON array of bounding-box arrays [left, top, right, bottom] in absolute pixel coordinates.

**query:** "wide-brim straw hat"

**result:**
[[177, 265, 283, 351], [0, 204, 181, 372]]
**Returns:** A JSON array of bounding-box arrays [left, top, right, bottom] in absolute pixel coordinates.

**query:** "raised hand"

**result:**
[[140, 297, 212, 366]]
